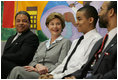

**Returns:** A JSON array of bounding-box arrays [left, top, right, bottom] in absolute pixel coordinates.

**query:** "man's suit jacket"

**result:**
[[1, 29, 39, 79], [65, 34, 117, 79]]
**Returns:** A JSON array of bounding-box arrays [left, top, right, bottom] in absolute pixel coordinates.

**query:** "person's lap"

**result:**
[[8, 66, 40, 79]]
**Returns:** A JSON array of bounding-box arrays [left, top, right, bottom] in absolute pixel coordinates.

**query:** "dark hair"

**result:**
[[77, 6, 98, 27], [108, 1, 117, 14], [83, 1, 92, 6], [15, 11, 31, 23]]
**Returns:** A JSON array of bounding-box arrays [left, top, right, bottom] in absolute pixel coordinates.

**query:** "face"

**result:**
[[47, 18, 62, 37], [98, 2, 109, 28], [76, 11, 90, 34], [15, 14, 30, 33]]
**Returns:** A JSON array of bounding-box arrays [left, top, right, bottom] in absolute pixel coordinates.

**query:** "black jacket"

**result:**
[[1, 29, 39, 79]]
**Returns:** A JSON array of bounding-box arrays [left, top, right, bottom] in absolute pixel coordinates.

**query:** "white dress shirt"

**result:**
[[50, 29, 102, 79], [103, 27, 117, 50], [12, 33, 22, 43]]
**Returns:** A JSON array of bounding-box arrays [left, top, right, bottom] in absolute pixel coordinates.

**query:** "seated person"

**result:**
[[7, 12, 72, 79], [64, 1, 117, 79], [39, 6, 102, 79], [1, 11, 39, 79]]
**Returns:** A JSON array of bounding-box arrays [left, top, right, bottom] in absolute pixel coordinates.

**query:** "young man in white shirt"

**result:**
[[64, 1, 117, 79], [39, 6, 102, 79]]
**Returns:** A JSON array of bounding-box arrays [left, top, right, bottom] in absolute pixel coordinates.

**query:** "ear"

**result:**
[[108, 8, 114, 17], [89, 17, 94, 24]]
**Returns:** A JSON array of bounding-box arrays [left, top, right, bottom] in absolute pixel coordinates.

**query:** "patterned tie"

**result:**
[[95, 34, 108, 61], [62, 36, 84, 72], [91, 34, 108, 67]]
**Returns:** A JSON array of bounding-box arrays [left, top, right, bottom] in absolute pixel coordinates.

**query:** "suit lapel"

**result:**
[[82, 39, 102, 72], [103, 34, 117, 52], [88, 39, 102, 61], [4, 30, 30, 50], [80, 39, 102, 77], [10, 35, 22, 44], [4, 35, 16, 50], [93, 34, 117, 73], [5, 34, 23, 50]]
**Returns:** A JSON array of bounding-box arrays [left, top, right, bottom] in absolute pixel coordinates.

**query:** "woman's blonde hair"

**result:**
[[45, 12, 65, 29]]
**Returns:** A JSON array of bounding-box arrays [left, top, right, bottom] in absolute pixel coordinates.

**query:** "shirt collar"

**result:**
[[83, 29, 97, 40], [107, 27, 117, 40], [16, 33, 22, 36], [46, 35, 63, 49]]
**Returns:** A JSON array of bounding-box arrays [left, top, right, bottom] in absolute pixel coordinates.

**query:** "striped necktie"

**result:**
[[95, 34, 108, 61], [91, 34, 108, 67]]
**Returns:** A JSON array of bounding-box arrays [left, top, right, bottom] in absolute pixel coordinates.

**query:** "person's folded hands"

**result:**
[[24, 66, 37, 72], [35, 64, 48, 74]]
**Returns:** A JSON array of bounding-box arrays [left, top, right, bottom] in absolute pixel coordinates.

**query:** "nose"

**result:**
[[53, 24, 58, 28], [98, 13, 101, 18], [76, 20, 79, 25], [19, 21, 23, 24], [98, 10, 101, 17], [74, 21, 78, 28]]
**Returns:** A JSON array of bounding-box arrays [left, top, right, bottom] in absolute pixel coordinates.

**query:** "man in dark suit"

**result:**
[[64, 1, 117, 79], [1, 11, 39, 79]]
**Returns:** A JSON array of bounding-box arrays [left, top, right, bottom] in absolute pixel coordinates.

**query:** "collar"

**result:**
[[21, 29, 30, 34], [83, 29, 97, 40], [107, 27, 117, 40], [46, 35, 63, 49], [17, 33, 22, 36], [15, 32, 22, 37]]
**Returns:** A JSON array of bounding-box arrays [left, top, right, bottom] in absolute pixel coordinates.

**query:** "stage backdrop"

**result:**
[[1, 1, 107, 54]]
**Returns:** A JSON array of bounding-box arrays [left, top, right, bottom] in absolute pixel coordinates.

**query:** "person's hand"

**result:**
[[24, 66, 37, 72], [39, 73, 53, 79], [64, 76, 76, 79], [35, 64, 48, 74]]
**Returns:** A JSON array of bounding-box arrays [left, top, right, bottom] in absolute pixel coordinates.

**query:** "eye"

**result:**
[[22, 19, 28, 23], [79, 19, 81, 21], [99, 7, 104, 12], [77, 17, 81, 21], [57, 22, 61, 25], [78, 18, 81, 21], [50, 23, 54, 25], [16, 19, 20, 22]]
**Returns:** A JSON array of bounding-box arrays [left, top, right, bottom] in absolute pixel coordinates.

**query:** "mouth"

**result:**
[[76, 25, 80, 28], [52, 29, 59, 32], [17, 26, 25, 31], [18, 25, 25, 28]]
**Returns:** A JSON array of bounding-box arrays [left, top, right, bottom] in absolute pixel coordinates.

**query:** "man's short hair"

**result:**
[[77, 6, 98, 27], [108, 1, 117, 14], [15, 11, 31, 23]]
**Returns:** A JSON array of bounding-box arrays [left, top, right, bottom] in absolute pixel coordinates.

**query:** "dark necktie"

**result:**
[[62, 36, 84, 72]]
